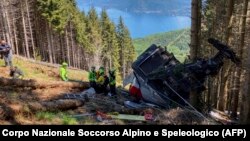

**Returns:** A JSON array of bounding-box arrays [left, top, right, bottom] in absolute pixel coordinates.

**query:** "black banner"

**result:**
[[0, 125, 249, 139]]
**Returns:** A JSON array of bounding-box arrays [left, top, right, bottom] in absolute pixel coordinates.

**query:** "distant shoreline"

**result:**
[[77, 0, 191, 38]]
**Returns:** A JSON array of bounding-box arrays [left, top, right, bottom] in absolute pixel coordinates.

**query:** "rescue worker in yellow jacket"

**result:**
[[60, 62, 68, 81], [88, 66, 96, 88], [96, 67, 109, 94]]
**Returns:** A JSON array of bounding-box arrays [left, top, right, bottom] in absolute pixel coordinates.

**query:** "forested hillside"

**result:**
[[133, 28, 190, 62], [0, 0, 135, 79], [190, 0, 250, 124]]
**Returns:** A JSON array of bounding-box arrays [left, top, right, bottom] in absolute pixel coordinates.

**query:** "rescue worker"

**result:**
[[96, 67, 104, 93], [10, 66, 24, 79], [96, 67, 108, 94], [88, 66, 96, 88], [0, 40, 12, 67], [60, 62, 68, 81], [98, 67, 105, 77], [103, 73, 109, 95], [108, 68, 116, 96]]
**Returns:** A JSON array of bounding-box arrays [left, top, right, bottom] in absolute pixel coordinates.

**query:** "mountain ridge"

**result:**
[[133, 28, 190, 62]]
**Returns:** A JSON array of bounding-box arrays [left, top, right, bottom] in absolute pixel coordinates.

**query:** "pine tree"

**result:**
[[72, 10, 88, 49], [240, 0, 250, 124], [86, 7, 103, 68], [231, 0, 248, 119], [101, 10, 120, 70], [126, 35, 136, 74], [116, 16, 135, 79], [109, 22, 121, 78], [38, 0, 74, 33], [100, 9, 112, 70]]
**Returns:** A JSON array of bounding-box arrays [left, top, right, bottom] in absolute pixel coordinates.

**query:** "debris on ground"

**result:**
[[209, 109, 238, 125], [0, 57, 230, 125]]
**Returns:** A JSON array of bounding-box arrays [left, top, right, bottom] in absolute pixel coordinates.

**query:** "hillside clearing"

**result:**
[[0, 56, 216, 125]]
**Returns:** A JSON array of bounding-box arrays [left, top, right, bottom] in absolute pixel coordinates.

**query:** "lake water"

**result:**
[[77, 2, 191, 38]]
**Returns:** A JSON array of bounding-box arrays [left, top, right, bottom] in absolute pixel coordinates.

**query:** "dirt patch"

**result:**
[[0, 67, 11, 78], [33, 87, 78, 101], [0, 60, 87, 124], [0, 82, 215, 125], [33, 66, 59, 79], [1, 86, 214, 125], [0, 83, 82, 124], [155, 107, 214, 125]]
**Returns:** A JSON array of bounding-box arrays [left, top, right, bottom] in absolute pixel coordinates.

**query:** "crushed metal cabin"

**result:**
[[125, 38, 240, 109]]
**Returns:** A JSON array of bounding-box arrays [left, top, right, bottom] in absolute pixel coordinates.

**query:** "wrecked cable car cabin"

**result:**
[[128, 38, 240, 109], [130, 44, 189, 108]]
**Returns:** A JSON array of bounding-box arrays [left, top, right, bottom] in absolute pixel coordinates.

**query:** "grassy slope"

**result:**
[[0, 57, 88, 81], [133, 28, 190, 62], [0, 56, 127, 125], [0, 56, 89, 125]]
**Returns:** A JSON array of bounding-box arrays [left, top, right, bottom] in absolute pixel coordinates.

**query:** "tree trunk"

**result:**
[[65, 29, 70, 65], [226, 72, 234, 114], [0, 77, 89, 89], [70, 23, 75, 67], [217, 0, 235, 111], [224, 0, 235, 42], [233, 0, 249, 119], [28, 99, 85, 112], [190, 0, 201, 109], [2, 0, 12, 46], [13, 19, 19, 55], [21, 2, 30, 58], [122, 47, 126, 80], [25, 0, 35, 58], [4, 99, 85, 116], [190, 0, 201, 59], [217, 68, 231, 110], [46, 23, 53, 63]]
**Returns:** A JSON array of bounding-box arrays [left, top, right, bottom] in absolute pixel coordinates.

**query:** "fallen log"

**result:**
[[28, 99, 85, 112], [0, 106, 6, 120], [0, 104, 15, 120], [0, 77, 89, 89], [209, 109, 238, 125]]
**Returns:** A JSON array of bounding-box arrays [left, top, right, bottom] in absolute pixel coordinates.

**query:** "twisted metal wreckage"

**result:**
[[124, 38, 240, 110]]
